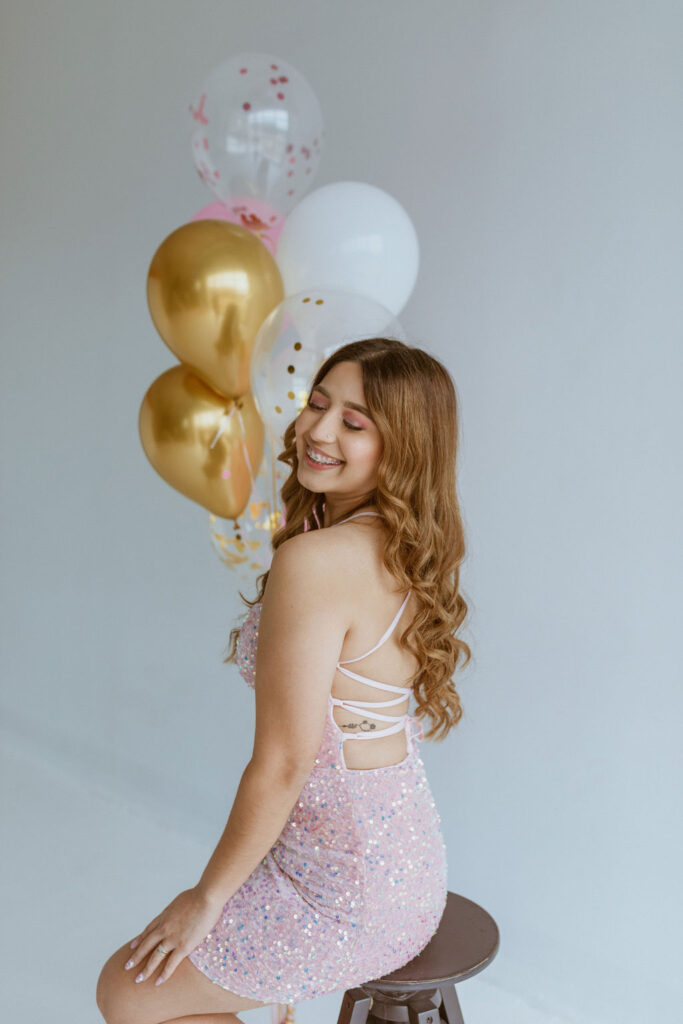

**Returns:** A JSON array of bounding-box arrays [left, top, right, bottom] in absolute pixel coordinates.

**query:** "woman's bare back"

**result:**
[[327, 512, 420, 770]]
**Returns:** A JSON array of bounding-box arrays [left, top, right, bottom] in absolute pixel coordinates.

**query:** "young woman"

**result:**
[[96, 337, 471, 1024]]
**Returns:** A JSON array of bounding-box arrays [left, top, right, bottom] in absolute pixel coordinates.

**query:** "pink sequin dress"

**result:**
[[187, 513, 448, 1012]]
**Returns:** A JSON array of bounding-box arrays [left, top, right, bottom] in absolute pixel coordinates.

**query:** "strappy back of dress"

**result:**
[[330, 512, 413, 742]]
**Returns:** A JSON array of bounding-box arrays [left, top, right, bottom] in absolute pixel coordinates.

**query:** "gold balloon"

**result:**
[[139, 364, 265, 519], [146, 219, 284, 399]]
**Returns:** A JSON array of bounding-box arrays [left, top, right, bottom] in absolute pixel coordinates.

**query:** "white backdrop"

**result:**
[[1, 2, 681, 1023]]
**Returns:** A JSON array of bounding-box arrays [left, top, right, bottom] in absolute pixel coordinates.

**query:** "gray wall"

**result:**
[[2, 2, 681, 1022]]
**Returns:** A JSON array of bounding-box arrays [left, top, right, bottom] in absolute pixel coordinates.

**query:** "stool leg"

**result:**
[[336, 987, 372, 1024], [406, 992, 440, 1024], [438, 984, 465, 1024]]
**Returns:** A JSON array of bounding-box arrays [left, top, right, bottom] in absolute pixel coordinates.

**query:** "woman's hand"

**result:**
[[124, 886, 225, 986]]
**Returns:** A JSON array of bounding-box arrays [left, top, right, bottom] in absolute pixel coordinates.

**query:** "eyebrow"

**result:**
[[312, 384, 372, 418]]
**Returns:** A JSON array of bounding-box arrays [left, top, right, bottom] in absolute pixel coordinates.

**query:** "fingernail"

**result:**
[[155, 977, 164, 986], [135, 973, 144, 983], [130, 939, 139, 948], [124, 960, 134, 970]]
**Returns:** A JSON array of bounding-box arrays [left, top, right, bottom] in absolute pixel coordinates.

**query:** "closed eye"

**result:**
[[307, 399, 363, 431]]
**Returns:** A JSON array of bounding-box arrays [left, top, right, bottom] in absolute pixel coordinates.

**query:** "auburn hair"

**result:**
[[223, 337, 472, 740]]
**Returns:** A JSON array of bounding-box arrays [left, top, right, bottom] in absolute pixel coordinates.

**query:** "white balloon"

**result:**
[[276, 182, 420, 316]]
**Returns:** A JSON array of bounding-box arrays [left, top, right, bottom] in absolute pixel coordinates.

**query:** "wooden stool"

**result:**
[[335, 892, 499, 1024]]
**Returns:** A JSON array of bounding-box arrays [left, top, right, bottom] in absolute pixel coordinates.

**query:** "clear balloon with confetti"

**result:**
[[249, 288, 407, 443], [189, 52, 325, 219]]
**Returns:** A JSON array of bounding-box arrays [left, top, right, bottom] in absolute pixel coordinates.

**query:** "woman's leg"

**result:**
[[96, 937, 270, 1024]]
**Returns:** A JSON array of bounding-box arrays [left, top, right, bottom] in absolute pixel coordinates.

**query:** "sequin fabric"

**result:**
[[187, 599, 448, 1005]]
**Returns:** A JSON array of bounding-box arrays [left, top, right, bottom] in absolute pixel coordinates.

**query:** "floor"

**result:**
[[1, 733, 570, 1024]]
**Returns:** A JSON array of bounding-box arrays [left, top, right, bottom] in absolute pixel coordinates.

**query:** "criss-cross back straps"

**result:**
[[329, 682, 411, 739], [332, 510, 413, 741]]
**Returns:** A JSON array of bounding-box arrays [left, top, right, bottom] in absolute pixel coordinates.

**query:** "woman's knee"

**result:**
[[95, 947, 127, 1024]]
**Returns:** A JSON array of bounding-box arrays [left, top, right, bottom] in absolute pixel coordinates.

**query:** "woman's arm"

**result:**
[[196, 531, 352, 907], [196, 757, 308, 906]]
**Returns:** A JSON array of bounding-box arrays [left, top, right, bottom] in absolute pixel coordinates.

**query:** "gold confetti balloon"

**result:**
[[146, 219, 284, 400], [138, 364, 265, 519]]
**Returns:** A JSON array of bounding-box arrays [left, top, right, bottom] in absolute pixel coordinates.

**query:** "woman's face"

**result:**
[[294, 360, 383, 507]]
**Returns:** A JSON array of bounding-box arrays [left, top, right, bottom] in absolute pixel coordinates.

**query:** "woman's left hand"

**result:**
[[124, 886, 224, 985]]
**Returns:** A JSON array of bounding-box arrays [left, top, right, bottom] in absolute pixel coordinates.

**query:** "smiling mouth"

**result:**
[[304, 444, 344, 466]]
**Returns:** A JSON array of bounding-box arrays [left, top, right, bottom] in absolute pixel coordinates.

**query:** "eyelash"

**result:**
[[307, 399, 364, 431]]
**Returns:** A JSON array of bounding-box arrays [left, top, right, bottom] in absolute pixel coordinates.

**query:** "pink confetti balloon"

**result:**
[[189, 53, 325, 219]]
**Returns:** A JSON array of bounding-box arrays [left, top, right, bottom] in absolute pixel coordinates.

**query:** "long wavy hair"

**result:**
[[224, 337, 472, 740]]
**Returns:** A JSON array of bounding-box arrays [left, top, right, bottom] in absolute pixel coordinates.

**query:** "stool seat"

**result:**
[[335, 892, 499, 1024]]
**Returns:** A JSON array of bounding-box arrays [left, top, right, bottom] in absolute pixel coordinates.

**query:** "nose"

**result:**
[[309, 408, 336, 441]]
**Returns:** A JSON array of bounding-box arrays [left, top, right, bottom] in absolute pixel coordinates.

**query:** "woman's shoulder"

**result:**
[[269, 517, 379, 593], [273, 520, 360, 565]]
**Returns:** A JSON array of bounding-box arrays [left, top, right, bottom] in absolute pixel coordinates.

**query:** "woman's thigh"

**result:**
[[96, 937, 270, 1024]]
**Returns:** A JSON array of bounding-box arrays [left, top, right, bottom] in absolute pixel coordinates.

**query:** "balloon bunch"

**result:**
[[139, 52, 419, 587]]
